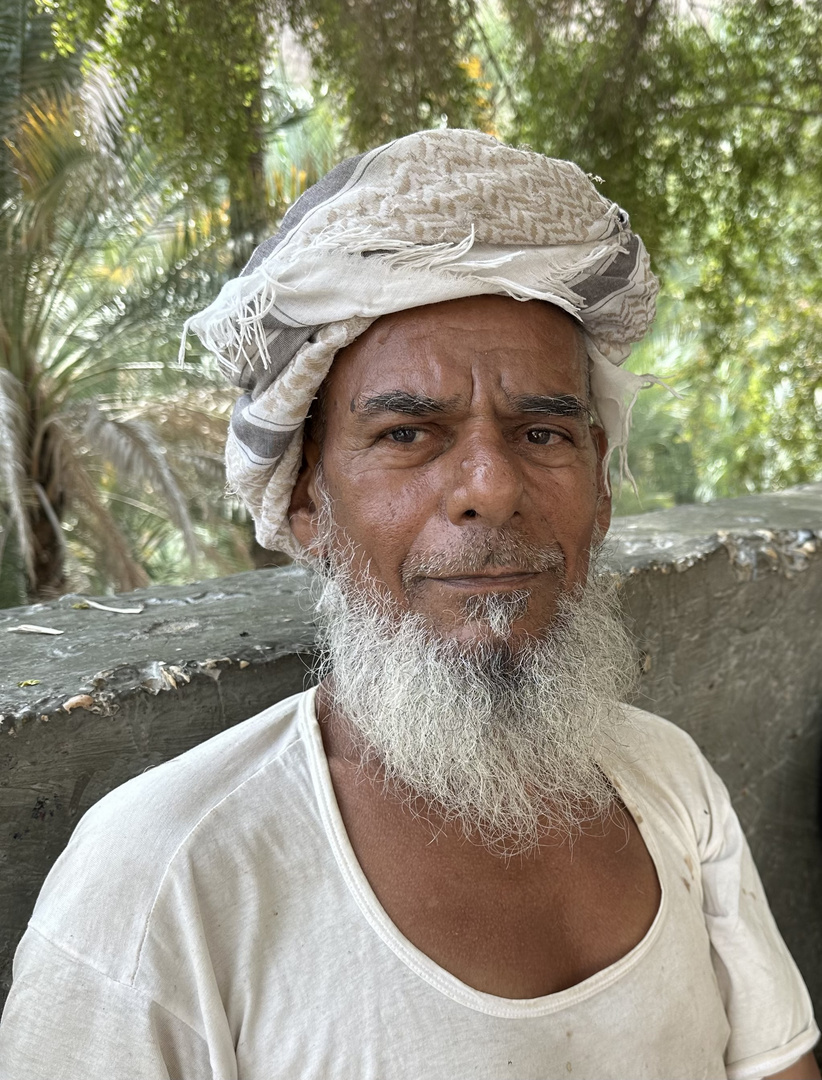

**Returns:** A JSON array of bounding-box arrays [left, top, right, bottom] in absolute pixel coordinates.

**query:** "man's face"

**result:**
[[291, 295, 611, 646]]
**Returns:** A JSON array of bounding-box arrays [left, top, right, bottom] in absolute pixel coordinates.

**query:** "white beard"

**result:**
[[308, 498, 638, 856]]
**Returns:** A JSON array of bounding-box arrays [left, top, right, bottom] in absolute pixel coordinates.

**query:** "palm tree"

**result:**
[[0, 85, 237, 600], [0, 2, 351, 602]]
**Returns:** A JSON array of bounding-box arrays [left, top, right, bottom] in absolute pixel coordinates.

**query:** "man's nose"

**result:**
[[443, 429, 525, 528]]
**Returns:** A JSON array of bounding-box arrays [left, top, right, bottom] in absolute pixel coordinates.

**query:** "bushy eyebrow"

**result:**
[[354, 390, 590, 422], [355, 391, 459, 417], [508, 394, 590, 419]]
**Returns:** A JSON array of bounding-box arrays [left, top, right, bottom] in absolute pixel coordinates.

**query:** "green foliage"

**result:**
[[504, 1, 820, 265], [0, 0, 81, 193], [265, 97, 343, 210], [503, 0, 822, 504], [58, 385, 255, 594], [613, 256, 822, 514], [286, 0, 490, 148], [0, 0, 348, 601], [0, 84, 249, 600], [0, 0, 80, 108], [42, 0, 307, 266], [44, 0, 267, 183], [610, 288, 700, 516]]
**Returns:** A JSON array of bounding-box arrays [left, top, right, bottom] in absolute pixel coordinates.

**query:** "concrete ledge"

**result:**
[[0, 567, 317, 1000], [2, 484, 821, 1021]]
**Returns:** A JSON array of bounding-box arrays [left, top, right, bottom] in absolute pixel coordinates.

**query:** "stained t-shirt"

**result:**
[[0, 689, 817, 1080]]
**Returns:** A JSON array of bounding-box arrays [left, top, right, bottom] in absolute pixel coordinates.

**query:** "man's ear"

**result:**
[[288, 437, 322, 550], [592, 426, 612, 536]]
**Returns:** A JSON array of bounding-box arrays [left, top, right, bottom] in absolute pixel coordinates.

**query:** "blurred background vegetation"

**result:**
[[1, 0, 820, 604]]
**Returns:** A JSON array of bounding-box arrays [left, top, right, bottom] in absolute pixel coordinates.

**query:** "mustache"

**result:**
[[400, 532, 565, 588]]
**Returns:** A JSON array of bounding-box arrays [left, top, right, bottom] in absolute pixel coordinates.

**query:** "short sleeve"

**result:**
[[698, 762, 820, 1079], [0, 928, 216, 1080]]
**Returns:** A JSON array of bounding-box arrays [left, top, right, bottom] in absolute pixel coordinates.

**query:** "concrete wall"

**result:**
[[612, 486, 822, 1026], [2, 483, 821, 1026]]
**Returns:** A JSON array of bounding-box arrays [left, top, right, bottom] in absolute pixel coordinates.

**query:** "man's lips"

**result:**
[[420, 569, 546, 589], [400, 540, 566, 592]]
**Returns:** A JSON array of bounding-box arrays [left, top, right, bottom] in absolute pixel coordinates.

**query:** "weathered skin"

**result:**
[[288, 295, 661, 1000], [291, 295, 609, 641]]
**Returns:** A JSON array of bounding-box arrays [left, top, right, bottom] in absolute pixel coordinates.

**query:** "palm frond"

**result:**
[[0, 367, 36, 581], [83, 406, 200, 563], [78, 59, 128, 156], [266, 102, 342, 214], [1, 74, 247, 595], [56, 428, 150, 591], [0, 0, 81, 202], [4, 91, 229, 396]]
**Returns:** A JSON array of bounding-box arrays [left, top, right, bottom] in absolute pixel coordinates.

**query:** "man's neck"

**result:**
[[315, 683, 661, 999]]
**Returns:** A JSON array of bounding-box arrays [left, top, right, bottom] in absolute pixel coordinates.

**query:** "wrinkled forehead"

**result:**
[[351, 295, 583, 375], [308, 297, 592, 439]]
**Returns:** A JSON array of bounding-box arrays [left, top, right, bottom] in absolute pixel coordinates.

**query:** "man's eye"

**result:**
[[526, 428, 566, 445], [386, 427, 420, 444]]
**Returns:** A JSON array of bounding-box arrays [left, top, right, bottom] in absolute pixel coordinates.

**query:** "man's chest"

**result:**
[[218, 826, 727, 1080], [188, 738, 729, 1080], [330, 787, 662, 999]]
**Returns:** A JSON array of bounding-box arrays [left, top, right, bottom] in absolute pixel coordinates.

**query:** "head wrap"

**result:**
[[183, 128, 660, 555]]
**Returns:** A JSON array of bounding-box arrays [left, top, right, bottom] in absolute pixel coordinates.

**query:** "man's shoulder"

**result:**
[[25, 688, 316, 983], [617, 701, 705, 761], [74, 685, 313, 841], [612, 702, 733, 850]]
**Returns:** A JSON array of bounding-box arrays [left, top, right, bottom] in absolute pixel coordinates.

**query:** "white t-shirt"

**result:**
[[0, 689, 817, 1080]]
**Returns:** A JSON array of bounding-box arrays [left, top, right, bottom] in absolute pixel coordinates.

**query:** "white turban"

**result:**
[[183, 128, 660, 555]]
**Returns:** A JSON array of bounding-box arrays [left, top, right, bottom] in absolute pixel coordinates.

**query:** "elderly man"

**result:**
[[0, 130, 818, 1080]]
